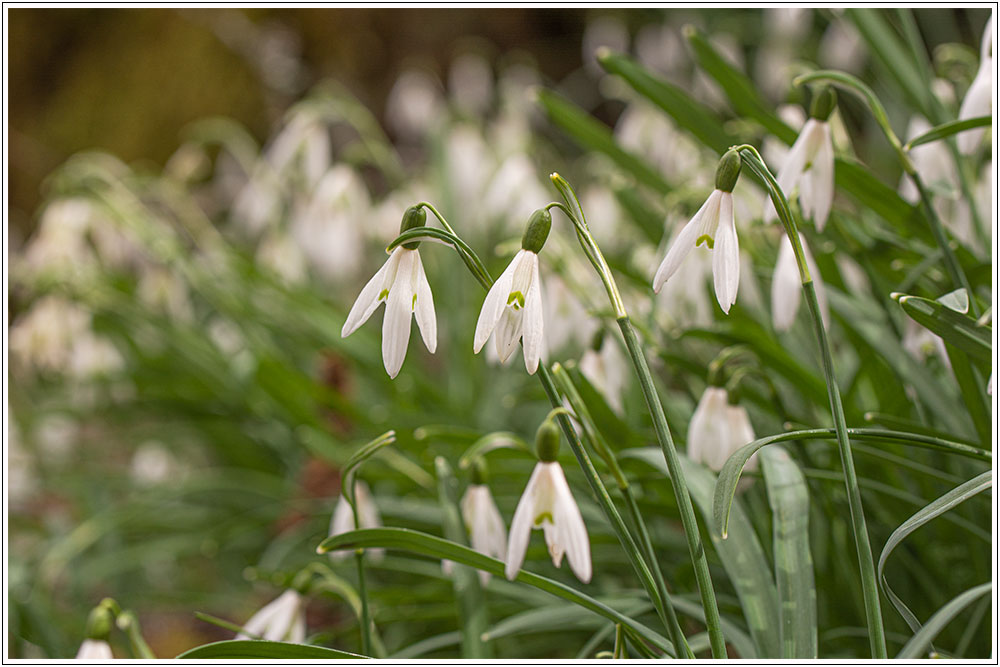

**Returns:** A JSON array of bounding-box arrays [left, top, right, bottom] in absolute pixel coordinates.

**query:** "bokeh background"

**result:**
[[7, 7, 993, 660]]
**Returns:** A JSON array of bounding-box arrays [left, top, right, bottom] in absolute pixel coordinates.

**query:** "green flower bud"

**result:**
[[85, 603, 114, 641], [521, 208, 552, 254], [714, 149, 742, 193], [470, 457, 489, 485], [809, 86, 837, 121], [399, 205, 427, 250], [535, 420, 561, 463]]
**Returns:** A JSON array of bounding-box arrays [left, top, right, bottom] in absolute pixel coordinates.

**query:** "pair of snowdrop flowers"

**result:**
[[654, 89, 836, 331], [342, 206, 552, 378]]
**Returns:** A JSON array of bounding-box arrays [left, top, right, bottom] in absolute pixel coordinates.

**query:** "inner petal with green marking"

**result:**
[[533, 511, 553, 526], [696, 234, 715, 249], [507, 291, 525, 310]]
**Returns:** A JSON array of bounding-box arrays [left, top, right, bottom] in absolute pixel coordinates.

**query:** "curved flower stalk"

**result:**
[[765, 88, 837, 231], [342, 206, 436, 378], [957, 16, 994, 155], [772, 232, 829, 332], [474, 209, 551, 374], [688, 386, 758, 492], [653, 149, 743, 313], [236, 590, 307, 643], [328, 481, 384, 562], [506, 420, 591, 583]]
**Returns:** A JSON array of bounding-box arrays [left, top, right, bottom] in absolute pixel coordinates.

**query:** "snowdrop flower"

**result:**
[[653, 149, 743, 314], [766, 87, 837, 231], [328, 480, 384, 562], [771, 232, 829, 332], [76, 600, 115, 659], [506, 420, 591, 583], [342, 206, 436, 378], [459, 460, 507, 586], [474, 209, 550, 374], [687, 386, 759, 481], [579, 331, 628, 415], [76, 639, 114, 660], [958, 16, 994, 154], [236, 590, 307, 643]]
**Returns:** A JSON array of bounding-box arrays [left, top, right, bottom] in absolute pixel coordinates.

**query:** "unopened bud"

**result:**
[[400, 206, 427, 250], [714, 149, 742, 193], [521, 209, 552, 254], [535, 420, 561, 462], [809, 86, 837, 121], [85, 604, 114, 641]]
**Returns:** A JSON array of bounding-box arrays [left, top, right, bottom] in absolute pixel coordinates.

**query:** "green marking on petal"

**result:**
[[507, 291, 525, 310], [696, 234, 715, 249], [412, 293, 417, 310], [533, 512, 553, 526], [378, 288, 390, 301]]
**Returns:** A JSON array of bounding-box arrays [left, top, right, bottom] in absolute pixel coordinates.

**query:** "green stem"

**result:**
[[738, 145, 887, 658], [351, 494, 373, 656], [617, 317, 728, 658]]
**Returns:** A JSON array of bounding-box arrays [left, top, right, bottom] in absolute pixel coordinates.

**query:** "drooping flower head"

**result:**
[[958, 16, 994, 154], [328, 480, 384, 562], [342, 206, 437, 378], [579, 329, 628, 415], [687, 385, 759, 485], [236, 590, 307, 643], [474, 209, 550, 374], [505, 420, 591, 583], [76, 601, 115, 659], [653, 149, 743, 314], [765, 86, 837, 231], [771, 232, 829, 332], [459, 458, 507, 586]]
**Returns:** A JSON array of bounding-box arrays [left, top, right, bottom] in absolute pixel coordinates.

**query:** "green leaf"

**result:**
[[534, 89, 673, 195], [905, 116, 993, 150], [621, 448, 779, 658], [877, 472, 991, 638], [896, 582, 992, 659], [389, 631, 462, 659], [317, 527, 675, 656], [176, 639, 367, 659], [760, 447, 817, 659], [895, 293, 991, 365]]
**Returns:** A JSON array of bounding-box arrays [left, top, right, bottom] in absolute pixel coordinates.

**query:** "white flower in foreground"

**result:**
[[771, 232, 829, 332], [766, 88, 837, 231], [236, 590, 307, 643], [474, 209, 551, 374], [342, 206, 436, 378], [958, 16, 994, 154], [687, 387, 759, 482], [653, 149, 742, 314], [76, 639, 114, 660], [506, 421, 591, 583], [328, 481, 384, 562], [461, 480, 507, 586]]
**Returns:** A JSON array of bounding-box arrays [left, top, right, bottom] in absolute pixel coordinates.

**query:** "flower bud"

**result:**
[[521, 208, 552, 254], [535, 420, 561, 462], [714, 149, 742, 193], [85, 603, 114, 641], [399, 205, 427, 250], [809, 86, 837, 121], [469, 457, 489, 485]]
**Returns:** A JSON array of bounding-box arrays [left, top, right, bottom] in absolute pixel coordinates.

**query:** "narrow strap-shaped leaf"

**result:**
[[760, 447, 818, 658], [877, 472, 991, 640], [177, 639, 367, 659], [895, 293, 992, 365], [317, 527, 675, 655], [896, 582, 992, 659], [905, 116, 993, 150]]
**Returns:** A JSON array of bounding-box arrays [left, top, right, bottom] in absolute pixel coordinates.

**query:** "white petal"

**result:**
[[771, 234, 802, 332], [474, 251, 523, 353], [687, 387, 730, 471], [712, 193, 739, 313], [342, 249, 401, 338], [411, 250, 437, 353], [381, 250, 415, 378], [807, 123, 835, 231], [494, 307, 523, 364], [550, 464, 591, 583], [521, 255, 544, 374], [653, 192, 717, 292], [505, 463, 542, 580], [76, 640, 114, 660], [238, 593, 284, 639], [958, 65, 993, 154], [766, 120, 817, 221]]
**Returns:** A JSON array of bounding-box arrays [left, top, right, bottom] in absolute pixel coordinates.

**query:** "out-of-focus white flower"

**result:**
[[819, 20, 867, 73], [19, 199, 96, 278], [8, 422, 36, 507], [582, 15, 629, 74], [765, 113, 835, 231], [687, 386, 759, 479], [653, 184, 740, 314], [755, 9, 812, 100], [291, 165, 369, 283], [615, 100, 706, 184], [76, 639, 114, 660], [449, 52, 494, 117], [236, 590, 307, 643], [460, 483, 507, 586], [68, 332, 125, 380], [579, 335, 628, 415], [130, 441, 176, 486], [543, 261, 598, 355], [328, 481, 384, 562], [138, 267, 194, 322], [771, 232, 829, 332], [256, 232, 307, 285], [474, 247, 545, 375], [445, 125, 494, 216], [899, 117, 954, 203], [902, 318, 949, 364], [342, 211, 436, 379], [386, 68, 444, 141], [958, 16, 994, 154], [505, 461, 591, 583], [10, 296, 91, 374], [482, 154, 550, 229], [635, 23, 687, 77]]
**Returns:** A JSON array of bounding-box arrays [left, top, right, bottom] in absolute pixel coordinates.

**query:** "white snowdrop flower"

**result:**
[[76, 639, 114, 660], [902, 318, 948, 363], [291, 166, 368, 283], [268, 110, 331, 188], [69, 332, 124, 380], [958, 16, 994, 154], [543, 259, 598, 354], [653, 150, 743, 314], [579, 333, 628, 415], [386, 68, 444, 141], [819, 20, 867, 73], [130, 441, 175, 486], [341, 207, 436, 379], [650, 218, 713, 329], [446, 125, 494, 216], [506, 421, 591, 583], [899, 117, 954, 203], [763, 105, 808, 168], [138, 266, 193, 322], [236, 590, 307, 643], [474, 210, 550, 374], [482, 154, 550, 229], [461, 472, 507, 586], [19, 198, 97, 278], [687, 386, 759, 480], [256, 232, 307, 285], [635, 23, 687, 77], [449, 51, 494, 117], [766, 88, 837, 231], [9, 296, 91, 374], [582, 15, 629, 74], [328, 481, 384, 562], [771, 232, 829, 332]]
